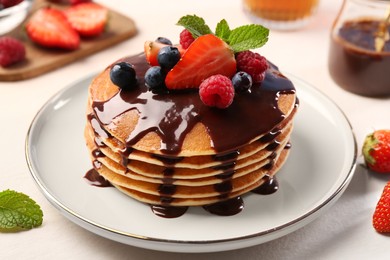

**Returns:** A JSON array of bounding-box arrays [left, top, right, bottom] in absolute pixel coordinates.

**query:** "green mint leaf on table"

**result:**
[[215, 19, 231, 42], [0, 190, 43, 232], [227, 24, 269, 52], [176, 15, 212, 38]]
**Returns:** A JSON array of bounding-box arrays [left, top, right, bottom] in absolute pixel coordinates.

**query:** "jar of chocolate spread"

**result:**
[[328, 0, 390, 97]]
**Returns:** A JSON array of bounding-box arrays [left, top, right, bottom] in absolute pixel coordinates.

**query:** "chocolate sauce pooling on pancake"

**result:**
[[86, 53, 296, 218], [92, 53, 295, 154]]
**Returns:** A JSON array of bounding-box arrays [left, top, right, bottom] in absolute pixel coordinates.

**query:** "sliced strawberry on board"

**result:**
[[26, 7, 80, 50], [165, 34, 236, 89], [64, 2, 108, 37]]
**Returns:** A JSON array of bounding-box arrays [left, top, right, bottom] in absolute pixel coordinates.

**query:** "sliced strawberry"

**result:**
[[144, 40, 169, 66], [165, 34, 236, 89], [26, 7, 80, 50], [144, 41, 185, 66], [64, 2, 108, 37]]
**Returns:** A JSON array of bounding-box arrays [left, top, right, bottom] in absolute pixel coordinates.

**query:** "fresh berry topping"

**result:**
[[199, 75, 235, 109], [232, 71, 253, 93], [236, 51, 268, 83], [26, 7, 80, 50], [165, 34, 236, 90], [373, 181, 390, 233], [144, 40, 186, 67], [110, 62, 137, 90], [64, 2, 108, 37], [0, 36, 26, 67], [145, 66, 167, 92], [144, 41, 170, 66], [157, 46, 181, 71], [156, 37, 172, 46], [363, 129, 390, 173], [0, 0, 23, 8], [179, 29, 195, 49]]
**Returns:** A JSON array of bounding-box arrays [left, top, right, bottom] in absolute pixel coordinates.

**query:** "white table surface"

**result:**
[[2, 0, 390, 259]]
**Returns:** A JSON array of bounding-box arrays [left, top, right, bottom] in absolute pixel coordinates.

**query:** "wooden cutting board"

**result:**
[[0, 0, 137, 81]]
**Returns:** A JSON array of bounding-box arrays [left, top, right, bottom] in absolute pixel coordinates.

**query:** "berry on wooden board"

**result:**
[[0, 36, 26, 67], [64, 2, 108, 37], [26, 7, 80, 50]]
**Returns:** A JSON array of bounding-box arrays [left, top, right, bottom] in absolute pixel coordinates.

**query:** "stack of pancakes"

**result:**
[[84, 54, 298, 207]]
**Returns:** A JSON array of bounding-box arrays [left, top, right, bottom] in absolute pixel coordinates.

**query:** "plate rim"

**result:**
[[25, 72, 357, 251]]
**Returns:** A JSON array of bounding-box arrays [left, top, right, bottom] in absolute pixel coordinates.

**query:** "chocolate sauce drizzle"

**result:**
[[85, 54, 296, 218]]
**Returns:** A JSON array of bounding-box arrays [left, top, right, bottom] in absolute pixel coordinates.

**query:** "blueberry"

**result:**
[[232, 71, 253, 93], [145, 66, 167, 92], [157, 46, 181, 70], [156, 37, 172, 45], [110, 62, 138, 90]]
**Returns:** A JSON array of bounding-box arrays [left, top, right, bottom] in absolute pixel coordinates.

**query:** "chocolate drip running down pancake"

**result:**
[[84, 53, 298, 217]]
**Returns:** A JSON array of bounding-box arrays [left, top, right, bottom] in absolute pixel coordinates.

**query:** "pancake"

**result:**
[[84, 51, 298, 214]]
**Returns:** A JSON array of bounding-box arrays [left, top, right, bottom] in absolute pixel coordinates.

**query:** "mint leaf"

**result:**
[[228, 24, 269, 52], [176, 15, 212, 38], [0, 190, 43, 232], [215, 19, 231, 42]]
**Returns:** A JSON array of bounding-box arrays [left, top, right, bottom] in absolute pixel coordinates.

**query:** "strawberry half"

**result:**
[[165, 34, 236, 89], [144, 40, 184, 66], [373, 181, 390, 233], [64, 2, 108, 37], [26, 7, 80, 50], [144, 41, 169, 66], [362, 129, 390, 173]]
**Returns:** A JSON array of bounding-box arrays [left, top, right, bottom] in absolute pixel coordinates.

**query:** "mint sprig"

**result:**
[[177, 15, 269, 53], [176, 15, 212, 38], [0, 190, 43, 232]]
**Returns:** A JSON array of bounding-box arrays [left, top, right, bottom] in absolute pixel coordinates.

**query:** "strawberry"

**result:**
[[64, 2, 108, 37], [144, 40, 184, 66], [373, 181, 390, 233], [26, 7, 80, 50], [165, 34, 236, 89], [144, 40, 169, 66], [362, 129, 390, 173]]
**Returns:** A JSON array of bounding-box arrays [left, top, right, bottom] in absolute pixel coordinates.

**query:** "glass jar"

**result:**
[[328, 0, 390, 97], [243, 0, 320, 30]]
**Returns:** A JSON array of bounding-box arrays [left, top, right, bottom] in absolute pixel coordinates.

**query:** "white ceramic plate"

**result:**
[[25, 74, 356, 253]]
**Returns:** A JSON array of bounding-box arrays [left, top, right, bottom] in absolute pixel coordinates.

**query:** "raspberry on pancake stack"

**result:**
[[84, 15, 298, 218]]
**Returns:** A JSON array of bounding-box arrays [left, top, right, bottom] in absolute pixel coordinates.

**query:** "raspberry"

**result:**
[[0, 36, 26, 67], [179, 29, 195, 49], [199, 75, 235, 109], [0, 0, 23, 8], [236, 50, 268, 83]]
